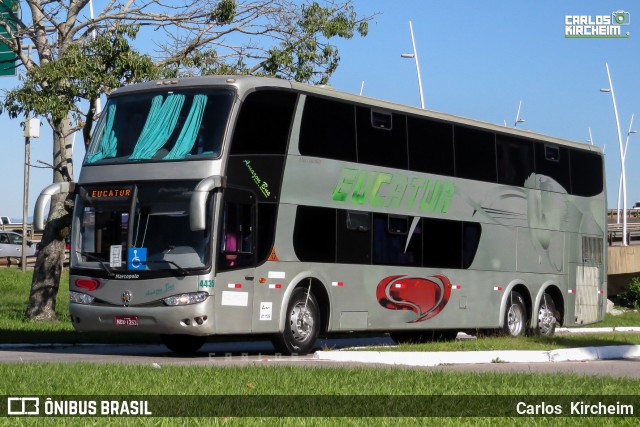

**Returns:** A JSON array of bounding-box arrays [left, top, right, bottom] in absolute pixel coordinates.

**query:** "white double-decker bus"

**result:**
[[35, 76, 606, 354]]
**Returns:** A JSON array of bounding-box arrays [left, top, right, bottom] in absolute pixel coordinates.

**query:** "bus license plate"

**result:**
[[114, 316, 139, 327]]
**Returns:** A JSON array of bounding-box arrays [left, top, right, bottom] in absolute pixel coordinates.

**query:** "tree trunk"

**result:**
[[25, 117, 74, 321]]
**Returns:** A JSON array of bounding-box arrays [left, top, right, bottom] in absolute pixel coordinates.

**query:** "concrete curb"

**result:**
[[311, 327, 640, 367], [558, 327, 640, 333], [313, 345, 640, 367]]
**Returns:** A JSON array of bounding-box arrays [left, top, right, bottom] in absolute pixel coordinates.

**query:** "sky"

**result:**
[[1, 0, 639, 220]]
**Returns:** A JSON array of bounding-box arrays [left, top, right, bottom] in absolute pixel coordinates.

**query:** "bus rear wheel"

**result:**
[[534, 293, 557, 336], [161, 334, 207, 354], [503, 291, 527, 337], [272, 287, 320, 356]]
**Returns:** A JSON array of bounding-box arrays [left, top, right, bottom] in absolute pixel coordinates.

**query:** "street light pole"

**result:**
[[514, 99, 525, 127], [616, 114, 636, 224], [601, 62, 627, 245], [401, 21, 425, 109]]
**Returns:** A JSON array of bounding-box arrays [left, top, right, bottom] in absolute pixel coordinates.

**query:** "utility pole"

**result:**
[[21, 116, 40, 271]]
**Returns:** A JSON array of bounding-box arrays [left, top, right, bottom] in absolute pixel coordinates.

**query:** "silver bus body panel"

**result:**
[[76, 159, 223, 185], [63, 76, 606, 340], [249, 261, 569, 332], [278, 155, 605, 329]]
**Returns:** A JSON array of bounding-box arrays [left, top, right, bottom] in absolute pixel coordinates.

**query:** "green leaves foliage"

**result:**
[[1, 25, 158, 124], [1, 1, 371, 123], [164, 1, 370, 85], [162, 49, 248, 79], [618, 277, 640, 309], [262, 1, 369, 84], [210, 0, 237, 25]]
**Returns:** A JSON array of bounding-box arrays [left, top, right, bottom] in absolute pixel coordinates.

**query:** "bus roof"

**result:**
[[109, 75, 602, 155]]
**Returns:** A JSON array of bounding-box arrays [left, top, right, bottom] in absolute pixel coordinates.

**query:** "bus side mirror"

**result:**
[[190, 175, 225, 231], [34, 182, 76, 231]]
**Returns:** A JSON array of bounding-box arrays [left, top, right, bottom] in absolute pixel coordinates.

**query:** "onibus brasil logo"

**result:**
[[565, 10, 630, 38]]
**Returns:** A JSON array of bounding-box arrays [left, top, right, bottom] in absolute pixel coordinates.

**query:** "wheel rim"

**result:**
[[289, 302, 314, 342], [507, 304, 524, 336], [538, 304, 555, 335]]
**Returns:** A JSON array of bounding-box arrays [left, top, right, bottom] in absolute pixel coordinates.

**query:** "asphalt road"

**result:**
[[1, 336, 639, 378]]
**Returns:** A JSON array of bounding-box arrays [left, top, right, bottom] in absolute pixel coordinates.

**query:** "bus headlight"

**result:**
[[70, 291, 95, 305], [163, 292, 209, 306]]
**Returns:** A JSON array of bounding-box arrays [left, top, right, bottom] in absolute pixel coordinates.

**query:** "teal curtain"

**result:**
[[164, 94, 208, 160], [129, 94, 185, 160], [86, 103, 117, 163]]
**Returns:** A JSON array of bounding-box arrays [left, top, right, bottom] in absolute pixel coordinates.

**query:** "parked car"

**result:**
[[0, 231, 37, 259]]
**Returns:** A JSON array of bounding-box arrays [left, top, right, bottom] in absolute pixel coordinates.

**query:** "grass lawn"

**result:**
[[1, 269, 639, 425], [1, 268, 640, 351], [0, 364, 639, 425], [595, 309, 640, 327]]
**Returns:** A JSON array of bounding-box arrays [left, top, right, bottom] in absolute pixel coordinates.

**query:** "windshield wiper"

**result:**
[[76, 251, 115, 276], [143, 260, 188, 276], [75, 250, 189, 276]]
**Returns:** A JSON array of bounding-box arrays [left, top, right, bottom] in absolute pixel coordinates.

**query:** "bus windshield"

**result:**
[[84, 89, 234, 165], [73, 181, 211, 272]]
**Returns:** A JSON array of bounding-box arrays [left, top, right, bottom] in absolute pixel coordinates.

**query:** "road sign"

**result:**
[[127, 247, 147, 271], [0, 0, 20, 77]]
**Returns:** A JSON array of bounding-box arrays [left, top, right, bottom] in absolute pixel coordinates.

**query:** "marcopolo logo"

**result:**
[[565, 11, 630, 38]]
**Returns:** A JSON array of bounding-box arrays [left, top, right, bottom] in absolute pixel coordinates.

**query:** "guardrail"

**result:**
[[0, 256, 37, 268], [607, 223, 640, 245], [608, 209, 640, 219], [0, 253, 69, 269]]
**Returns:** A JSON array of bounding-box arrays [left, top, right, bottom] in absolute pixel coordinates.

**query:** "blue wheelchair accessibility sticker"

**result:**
[[128, 248, 147, 270]]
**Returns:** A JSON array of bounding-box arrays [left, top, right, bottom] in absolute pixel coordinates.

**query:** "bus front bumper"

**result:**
[[69, 297, 217, 336]]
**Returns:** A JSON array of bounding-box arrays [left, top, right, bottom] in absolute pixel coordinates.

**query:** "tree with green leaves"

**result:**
[[0, 0, 369, 321]]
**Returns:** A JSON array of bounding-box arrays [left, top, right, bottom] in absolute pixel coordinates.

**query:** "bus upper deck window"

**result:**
[[388, 215, 409, 235], [545, 146, 560, 161], [346, 211, 370, 232], [371, 111, 392, 130]]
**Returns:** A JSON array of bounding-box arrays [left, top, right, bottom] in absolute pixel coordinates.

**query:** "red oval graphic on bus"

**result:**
[[376, 275, 452, 323]]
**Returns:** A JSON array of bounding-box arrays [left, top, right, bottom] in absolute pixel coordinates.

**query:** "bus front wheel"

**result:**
[[272, 287, 320, 356], [161, 334, 207, 354], [503, 291, 527, 337]]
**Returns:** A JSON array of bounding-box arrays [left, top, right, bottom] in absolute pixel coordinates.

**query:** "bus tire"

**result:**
[[503, 291, 527, 337], [272, 287, 320, 356], [390, 330, 458, 344], [534, 293, 557, 336], [161, 334, 207, 354]]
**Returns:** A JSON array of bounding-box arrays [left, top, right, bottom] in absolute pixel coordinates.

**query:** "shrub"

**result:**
[[617, 277, 640, 309]]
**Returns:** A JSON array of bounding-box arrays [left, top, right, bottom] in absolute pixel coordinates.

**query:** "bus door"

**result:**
[[574, 235, 605, 324], [214, 188, 257, 333]]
